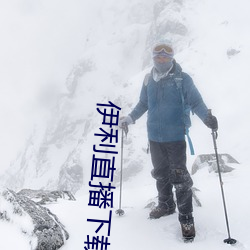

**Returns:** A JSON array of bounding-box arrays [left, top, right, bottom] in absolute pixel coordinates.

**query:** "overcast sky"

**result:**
[[0, 0, 92, 172]]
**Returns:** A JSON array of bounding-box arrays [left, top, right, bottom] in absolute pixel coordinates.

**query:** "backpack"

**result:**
[[143, 71, 195, 155]]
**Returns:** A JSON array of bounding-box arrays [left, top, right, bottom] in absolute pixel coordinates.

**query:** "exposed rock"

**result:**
[[1, 189, 69, 250], [227, 48, 240, 58], [191, 154, 239, 175], [65, 59, 94, 98], [58, 142, 84, 195], [17, 189, 76, 205]]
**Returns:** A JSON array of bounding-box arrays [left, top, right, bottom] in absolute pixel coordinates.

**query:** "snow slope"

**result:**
[[47, 158, 249, 250]]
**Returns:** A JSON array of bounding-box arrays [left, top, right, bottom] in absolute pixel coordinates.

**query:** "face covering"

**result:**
[[153, 60, 173, 74]]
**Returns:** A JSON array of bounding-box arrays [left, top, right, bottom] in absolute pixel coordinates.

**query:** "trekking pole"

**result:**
[[115, 123, 128, 216], [209, 110, 237, 244]]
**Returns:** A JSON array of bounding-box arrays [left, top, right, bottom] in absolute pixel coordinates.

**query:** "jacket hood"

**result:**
[[170, 60, 182, 75]]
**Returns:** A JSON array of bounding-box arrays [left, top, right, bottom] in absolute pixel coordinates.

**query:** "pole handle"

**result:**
[[208, 109, 218, 139], [121, 122, 129, 137]]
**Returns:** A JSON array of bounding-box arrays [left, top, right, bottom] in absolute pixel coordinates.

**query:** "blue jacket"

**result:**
[[129, 62, 209, 142]]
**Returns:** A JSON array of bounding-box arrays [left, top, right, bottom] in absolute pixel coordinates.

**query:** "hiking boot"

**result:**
[[181, 222, 195, 242], [149, 205, 176, 219]]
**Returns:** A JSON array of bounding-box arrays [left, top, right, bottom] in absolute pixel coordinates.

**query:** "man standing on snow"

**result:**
[[119, 39, 218, 242]]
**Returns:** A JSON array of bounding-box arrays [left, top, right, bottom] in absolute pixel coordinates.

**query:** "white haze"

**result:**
[[1, 0, 250, 249], [0, 0, 94, 172]]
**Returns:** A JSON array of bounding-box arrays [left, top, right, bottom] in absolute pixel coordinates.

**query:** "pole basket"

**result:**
[[115, 209, 125, 216]]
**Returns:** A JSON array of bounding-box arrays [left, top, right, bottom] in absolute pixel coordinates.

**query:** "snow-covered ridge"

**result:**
[[1, 0, 250, 249], [0, 0, 188, 193]]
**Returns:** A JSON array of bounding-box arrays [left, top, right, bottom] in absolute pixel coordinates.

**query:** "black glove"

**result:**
[[204, 113, 218, 131]]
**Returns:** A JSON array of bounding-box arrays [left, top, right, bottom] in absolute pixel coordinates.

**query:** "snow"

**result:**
[[0, 194, 37, 249], [0, 222, 35, 250], [1, 0, 250, 249], [46, 160, 250, 250]]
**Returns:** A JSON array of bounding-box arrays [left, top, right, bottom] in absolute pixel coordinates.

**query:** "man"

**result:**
[[119, 39, 218, 242]]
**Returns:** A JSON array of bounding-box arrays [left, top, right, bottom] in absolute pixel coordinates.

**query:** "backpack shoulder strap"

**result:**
[[173, 73, 183, 89], [173, 73, 185, 104], [174, 71, 195, 155]]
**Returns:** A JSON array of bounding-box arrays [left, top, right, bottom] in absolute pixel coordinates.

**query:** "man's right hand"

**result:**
[[119, 115, 134, 130]]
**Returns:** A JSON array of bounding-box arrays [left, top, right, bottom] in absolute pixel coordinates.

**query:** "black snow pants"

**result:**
[[149, 140, 193, 223]]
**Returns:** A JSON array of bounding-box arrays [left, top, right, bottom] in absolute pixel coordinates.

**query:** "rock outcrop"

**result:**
[[0, 189, 69, 250]]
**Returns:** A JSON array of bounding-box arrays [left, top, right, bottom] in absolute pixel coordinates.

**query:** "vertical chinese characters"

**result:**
[[85, 101, 121, 250]]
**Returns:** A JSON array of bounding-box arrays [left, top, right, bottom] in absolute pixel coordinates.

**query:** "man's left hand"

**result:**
[[204, 114, 218, 131]]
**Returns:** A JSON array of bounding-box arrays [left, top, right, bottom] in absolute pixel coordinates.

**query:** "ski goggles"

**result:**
[[153, 44, 174, 58]]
